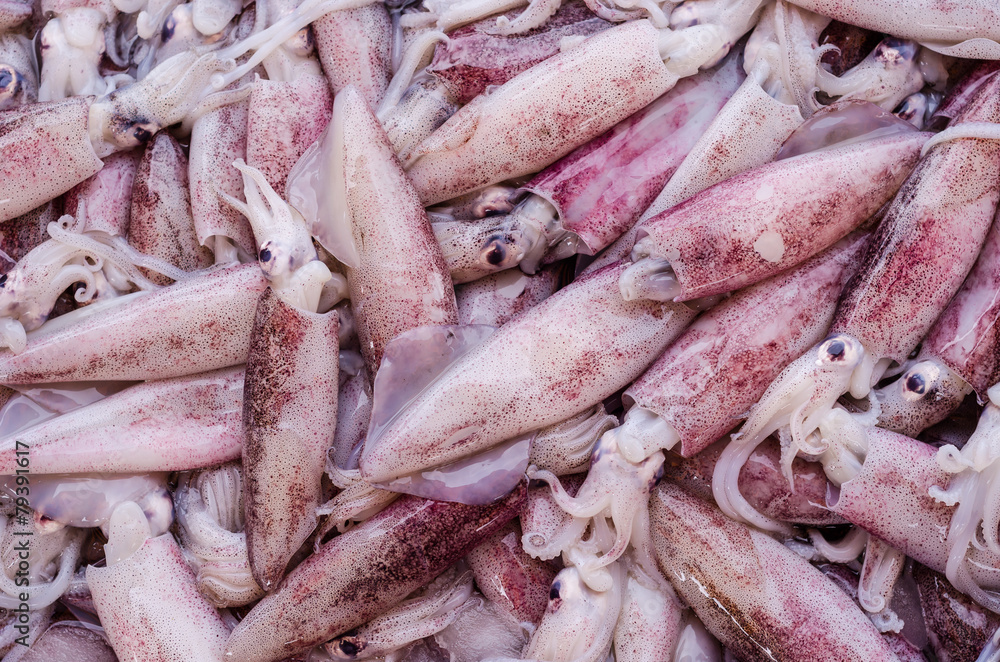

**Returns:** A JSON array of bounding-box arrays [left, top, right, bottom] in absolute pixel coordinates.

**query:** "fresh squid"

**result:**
[[359, 260, 696, 494], [225, 485, 524, 661], [433, 44, 743, 282], [650, 480, 900, 660], [715, 70, 1000, 531]]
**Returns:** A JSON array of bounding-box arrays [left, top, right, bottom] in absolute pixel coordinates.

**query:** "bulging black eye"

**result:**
[[129, 124, 153, 144], [0, 274, 8, 287], [825, 340, 846, 360], [549, 583, 560, 601], [905, 373, 926, 394], [339, 640, 359, 656], [259, 248, 272, 263], [0, 68, 12, 89]]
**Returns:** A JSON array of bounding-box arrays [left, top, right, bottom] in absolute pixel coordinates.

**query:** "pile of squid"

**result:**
[[3, 0, 1000, 658]]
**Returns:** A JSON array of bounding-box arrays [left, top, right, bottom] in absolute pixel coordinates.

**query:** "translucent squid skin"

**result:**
[[0, 366, 244, 474], [662, 437, 846, 527], [0, 263, 266, 383], [831, 74, 1000, 364], [455, 264, 563, 328], [359, 262, 696, 484], [918, 209, 1000, 399], [87, 532, 231, 662], [313, 4, 392, 107], [520, 45, 743, 258], [629, 131, 927, 302], [625, 234, 867, 459], [914, 563, 1000, 662], [242, 287, 339, 591], [425, 1, 611, 106], [324, 86, 458, 376], [224, 485, 525, 662], [465, 521, 557, 626], [64, 149, 140, 237], [188, 77, 255, 260], [782, 0, 1000, 57], [0, 97, 103, 224], [246, 74, 333, 197], [128, 132, 213, 284], [405, 20, 681, 206], [650, 481, 900, 661], [828, 427, 1000, 592], [589, 66, 806, 273]]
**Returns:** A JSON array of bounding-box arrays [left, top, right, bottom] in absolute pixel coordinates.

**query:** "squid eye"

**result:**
[[162, 15, 177, 41], [817, 335, 862, 366], [110, 115, 158, 148], [480, 236, 517, 268], [127, 122, 155, 145], [904, 372, 926, 395], [549, 582, 560, 601], [875, 38, 918, 65], [338, 640, 360, 657], [0, 274, 8, 287], [286, 26, 315, 57], [259, 247, 272, 263]]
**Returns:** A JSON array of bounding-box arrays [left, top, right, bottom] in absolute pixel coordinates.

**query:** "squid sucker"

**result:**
[[4, 1, 1000, 660]]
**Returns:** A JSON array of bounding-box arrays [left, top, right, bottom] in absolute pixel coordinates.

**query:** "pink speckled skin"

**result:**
[[360, 262, 696, 484], [0, 263, 267, 383], [587, 72, 805, 274], [830, 427, 1000, 591], [87, 534, 231, 662], [428, 1, 610, 106], [663, 437, 846, 527], [455, 264, 563, 327], [832, 76, 1000, 363], [0, 0, 29, 31], [0, 366, 243, 474], [637, 131, 927, 301], [64, 149, 140, 237], [338, 87, 458, 376], [314, 4, 391, 108], [189, 86, 256, 256], [0, 201, 59, 265], [225, 486, 525, 662], [466, 521, 556, 626], [242, 288, 339, 591], [920, 209, 1000, 398], [915, 563, 1000, 662], [626, 235, 866, 458], [247, 74, 333, 198], [784, 0, 1000, 52], [406, 20, 679, 206], [650, 482, 899, 661], [0, 97, 103, 223], [525, 49, 742, 255], [129, 132, 212, 285]]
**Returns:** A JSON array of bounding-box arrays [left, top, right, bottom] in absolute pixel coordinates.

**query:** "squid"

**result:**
[[174, 463, 265, 608], [64, 150, 141, 238], [224, 486, 524, 661], [0, 263, 265, 383], [129, 132, 213, 283], [714, 70, 1000, 532], [324, 564, 476, 659], [465, 521, 556, 628], [221, 159, 341, 590], [612, 555, 684, 662], [37, 0, 120, 102], [433, 45, 743, 283], [529, 235, 864, 585], [287, 85, 457, 377], [914, 563, 1000, 662], [404, 11, 762, 206], [87, 502, 232, 661], [876, 205, 1000, 437], [0, 31, 36, 111], [359, 260, 696, 495], [0, 366, 244, 474], [17, 621, 117, 661], [650, 480, 900, 660], [313, 4, 392, 107], [382, 1, 608, 161]]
